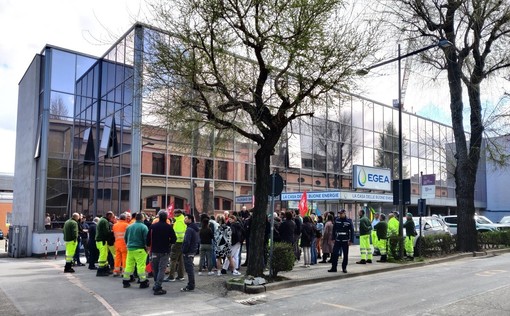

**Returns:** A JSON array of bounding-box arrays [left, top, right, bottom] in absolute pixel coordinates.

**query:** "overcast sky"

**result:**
[[0, 0, 149, 174], [0, 0, 507, 174]]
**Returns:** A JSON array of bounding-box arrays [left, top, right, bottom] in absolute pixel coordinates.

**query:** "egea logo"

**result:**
[[357, 167, 390, 187], [358, 168, 367, 187]]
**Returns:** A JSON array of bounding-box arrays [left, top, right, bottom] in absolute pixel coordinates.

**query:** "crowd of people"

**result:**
[[62, 206, 418, 294], [62, 207, 251, 295]]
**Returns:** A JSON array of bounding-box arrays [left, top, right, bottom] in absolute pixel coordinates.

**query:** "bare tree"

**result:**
[[50, 96, 69, 120], [385, 0, 510, 251], [143, 0, 380, 276], [314, 114, 360, 188], [375, 122, 408, 179]]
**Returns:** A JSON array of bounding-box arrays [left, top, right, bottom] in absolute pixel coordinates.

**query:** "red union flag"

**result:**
[[167, 202, 175, 218], [299, 191, 308, 217]]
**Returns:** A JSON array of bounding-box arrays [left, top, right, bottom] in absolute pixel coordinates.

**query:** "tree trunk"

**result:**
[[246, 144, 273, 277], [458, 82, 483, 252], [445, 37, 478, 252]]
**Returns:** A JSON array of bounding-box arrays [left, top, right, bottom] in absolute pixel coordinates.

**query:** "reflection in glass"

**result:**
[[51, 49, 76, 93]]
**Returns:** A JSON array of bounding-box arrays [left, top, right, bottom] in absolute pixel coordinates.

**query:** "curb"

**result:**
[[229, 248, 510, 294]]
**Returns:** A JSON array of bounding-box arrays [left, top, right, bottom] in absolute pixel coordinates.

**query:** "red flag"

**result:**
[[167, 202, 175, 218], [299, 191, 308, 217], [184, 203, 191, 214]]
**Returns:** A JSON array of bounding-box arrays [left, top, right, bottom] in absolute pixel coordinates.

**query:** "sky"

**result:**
[[0, 0, 149, 174], [0, 0, 508, 174]]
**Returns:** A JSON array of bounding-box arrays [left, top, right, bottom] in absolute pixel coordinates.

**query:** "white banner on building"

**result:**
[[340, 191, 394, 202], [421, 174, 436, 199], [281, 191, 341, 201], [287, 132, 302, 169], [352, 165, 392, 191]]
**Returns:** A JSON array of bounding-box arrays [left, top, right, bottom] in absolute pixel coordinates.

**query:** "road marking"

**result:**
[[143, 311, 176, 316], [321, 302, 373, 314], [476, 269, 507, 277], [48, 262, 120, 316]]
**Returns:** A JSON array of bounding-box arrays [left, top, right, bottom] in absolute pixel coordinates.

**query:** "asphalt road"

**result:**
[[1, 253, 509, 315], [242, 253, 510, 316]]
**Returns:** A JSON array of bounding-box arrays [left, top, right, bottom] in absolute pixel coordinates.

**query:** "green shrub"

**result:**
[[478, 230, 510, 249], [419, 233, 456, 257], [270, 242, 295, 277]]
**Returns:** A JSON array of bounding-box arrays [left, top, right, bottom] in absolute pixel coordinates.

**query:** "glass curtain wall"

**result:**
[[45, 48, 96, 227], [72, 29, 135, 218]]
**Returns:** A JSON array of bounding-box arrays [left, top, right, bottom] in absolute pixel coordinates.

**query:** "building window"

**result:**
[[222, 199, 232, 211], [174, 197, 184, 210], [217, 161, 228, 180], [170, 155, 182, 176], [214, 197, 220, 210], [244, 163, 252, 181], [121, 190, 130, 201], [152, 153, 165, 175]]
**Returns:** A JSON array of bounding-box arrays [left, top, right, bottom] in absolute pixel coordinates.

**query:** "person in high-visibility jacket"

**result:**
[[122, 213, 149, 289], [112, 213, 130, 276], [375, 214, 388, 262], [166, 210, 186, 281], [404, 213, 417, 260], [63, 213, 80, 273], [356, 209, 372, 264], [371, 212, 380, 255], [387, 212, 400, 259], [96, 211, 114, 276]]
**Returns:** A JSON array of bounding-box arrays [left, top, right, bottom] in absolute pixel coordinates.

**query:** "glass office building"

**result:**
[[13, 23, 487, 255]]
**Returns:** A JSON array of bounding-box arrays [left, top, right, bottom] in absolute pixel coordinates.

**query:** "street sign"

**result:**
[[418, 198, 426, 216], [392, 179, 411, 205], [268, 173, 284, 197]]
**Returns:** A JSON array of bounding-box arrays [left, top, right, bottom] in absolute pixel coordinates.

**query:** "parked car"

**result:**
[[441, 215, 510, 234], [0, 229, 3, 240], [499, 216, 510, 225], [414, 216, 452, 238], [404, 216, 452, 246], [401, 216, 451, 257]]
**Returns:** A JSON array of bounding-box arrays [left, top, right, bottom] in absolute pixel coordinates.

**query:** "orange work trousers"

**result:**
[[114, 245, 127, 275]]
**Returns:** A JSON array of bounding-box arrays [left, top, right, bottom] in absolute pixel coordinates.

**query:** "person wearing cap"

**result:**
[[356, 208, 373, 264], [375, 214, 388, 262], [404, 212, 417, 260], [328, 209, 354, 273], [165, 209, 186, 282]]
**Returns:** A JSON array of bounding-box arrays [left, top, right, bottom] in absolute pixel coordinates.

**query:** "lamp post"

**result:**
[[358, 39, 452, 259]]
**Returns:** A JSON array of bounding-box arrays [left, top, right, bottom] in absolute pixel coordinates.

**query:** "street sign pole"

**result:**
[[269, 170, 276, 277]]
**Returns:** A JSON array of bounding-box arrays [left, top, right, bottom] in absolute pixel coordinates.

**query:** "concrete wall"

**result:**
[[486, 137, 510, 217], [12, 55, 41, 256], [32, 232, 64, 256]]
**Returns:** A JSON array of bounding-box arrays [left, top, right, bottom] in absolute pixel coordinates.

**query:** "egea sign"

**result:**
[[353, 165, 392, 191]]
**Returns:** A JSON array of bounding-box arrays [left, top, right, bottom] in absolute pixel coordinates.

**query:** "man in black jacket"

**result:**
[[87, 217, 99, 270], [279, 212, 296, 245], [147, 211, 176, 295], [328, 209, 354, 273], [181, 214, 200, 292]]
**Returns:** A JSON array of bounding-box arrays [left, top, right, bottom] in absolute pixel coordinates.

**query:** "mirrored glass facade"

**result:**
[[26, 24, 488, 232]]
